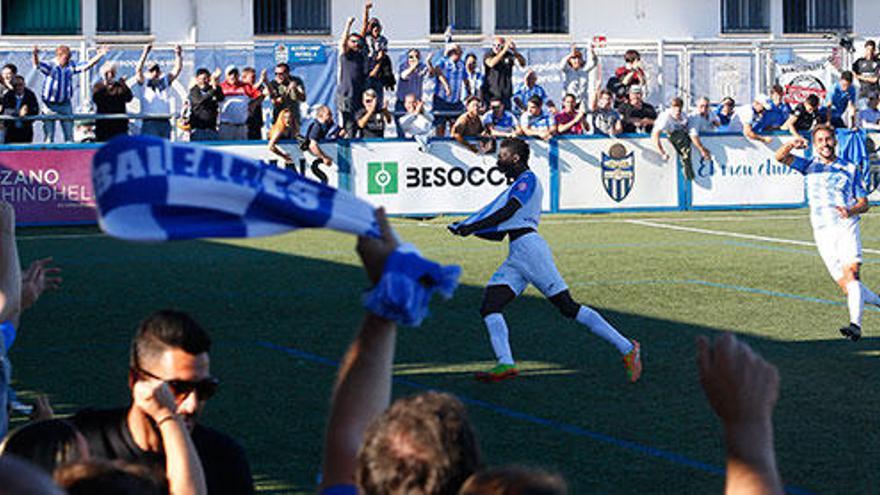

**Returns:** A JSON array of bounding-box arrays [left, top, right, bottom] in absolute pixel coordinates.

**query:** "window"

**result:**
[[97, 0, 149, 33], [784, 0, 851, 33], [430, 0, 481, 34], [721, 0, 769, 33], [254, 0, 331, 35], [496, 0, 566, 34], [2, 0, 81, 35]]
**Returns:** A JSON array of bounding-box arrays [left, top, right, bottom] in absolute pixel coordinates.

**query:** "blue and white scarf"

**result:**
[[92, 135, 460, 325]]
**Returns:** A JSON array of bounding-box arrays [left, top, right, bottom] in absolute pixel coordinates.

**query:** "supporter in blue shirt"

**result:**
[[512, 70, 547, 114], [482, 97, 520, 138], [826, 71, 857, 128]]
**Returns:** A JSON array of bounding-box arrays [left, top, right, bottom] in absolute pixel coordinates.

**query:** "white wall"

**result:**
[[854, 1, 880, 37], [569, 0, 719, 41]]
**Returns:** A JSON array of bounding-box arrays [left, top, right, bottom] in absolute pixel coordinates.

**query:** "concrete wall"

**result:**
[[3, 0, 878, 45]]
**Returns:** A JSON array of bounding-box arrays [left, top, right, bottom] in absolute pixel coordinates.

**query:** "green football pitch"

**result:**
[[8, 209, 880, 494]]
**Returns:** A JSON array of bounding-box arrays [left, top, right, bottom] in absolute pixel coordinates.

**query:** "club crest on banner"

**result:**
[[866, 137, 880, 195], [601, 143, 635, 202]]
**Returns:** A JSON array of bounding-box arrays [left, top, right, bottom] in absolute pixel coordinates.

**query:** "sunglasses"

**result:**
[[133, 366, 220, 401], [275, 72, 286, 76]]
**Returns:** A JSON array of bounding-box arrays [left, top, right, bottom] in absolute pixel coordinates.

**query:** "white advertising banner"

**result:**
[[216, 142, 340, 188], [557, 137, 679, 210], [692, 135, 805, 207], [350, 140, 551, 215]]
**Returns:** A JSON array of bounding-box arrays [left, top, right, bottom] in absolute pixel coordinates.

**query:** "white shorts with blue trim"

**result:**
[[488, 232, 568, 297], [813, 221, 862, 281]]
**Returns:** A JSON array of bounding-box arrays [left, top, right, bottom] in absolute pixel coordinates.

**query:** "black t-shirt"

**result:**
[[338, 50, 368, 101], [73, 408, 254, 495], [354, 109, 386, 138], [618, 101, 658, 133], [307, 120, 340, 142], [791, 103, 826, 131], [482, 51, 516, 102], [852, 56, 880, 97]]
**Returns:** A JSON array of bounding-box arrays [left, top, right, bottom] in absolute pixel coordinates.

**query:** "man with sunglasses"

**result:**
[[267, 62, 306, 130], [73, 310, 254, 495], [134, 43, 182, 139]]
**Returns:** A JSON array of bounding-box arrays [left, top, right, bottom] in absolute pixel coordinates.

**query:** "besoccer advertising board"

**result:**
[[557, 137, 679, 210], [216, 142, 340, 188], [350, 140, 551, 215], [691, 135, 806, 207]]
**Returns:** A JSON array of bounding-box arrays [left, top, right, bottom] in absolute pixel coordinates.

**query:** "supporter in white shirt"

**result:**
[[398, 94, 434, 151], [687, 96, 719, 161], [134, 43, 182, 139], [858, 92, 880, 130]]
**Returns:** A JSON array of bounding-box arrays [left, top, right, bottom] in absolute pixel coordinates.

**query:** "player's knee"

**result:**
[[480, 286, 515, 317], [549, 291, 580, 319]]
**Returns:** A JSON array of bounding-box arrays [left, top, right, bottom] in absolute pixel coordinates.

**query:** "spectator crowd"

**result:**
[[1, 6, 876, 175]]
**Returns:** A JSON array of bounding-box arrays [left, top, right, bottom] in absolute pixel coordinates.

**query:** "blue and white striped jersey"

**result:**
[[38, 61, 85, 104], [791, 156, 867, 230]]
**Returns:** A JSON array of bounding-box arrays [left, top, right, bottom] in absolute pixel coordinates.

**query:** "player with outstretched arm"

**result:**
[[775, 125, 879, 341], [448, 137, 642, 382]]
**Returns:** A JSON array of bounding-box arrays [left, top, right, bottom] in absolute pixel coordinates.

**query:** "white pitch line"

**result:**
[[396, 213, 809, 228], [626, 219, 880, 255]]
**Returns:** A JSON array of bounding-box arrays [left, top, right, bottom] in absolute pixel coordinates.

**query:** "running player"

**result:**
[[775, 125, 879, 341], [448, 137, 642, 382]]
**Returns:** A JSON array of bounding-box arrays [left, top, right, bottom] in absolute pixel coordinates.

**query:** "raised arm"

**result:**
[[82, 46, 109, 72], [774, 137, 807, 166], [169, 45, 183, 83], [132, 380, 207, 495], [31, 45, 40, 68], [135, 43, 151, 85], [360, 0, 373, 38], [485, 41, 510, 69], [320, 209, 399, 490], [697, 333, 783, 495], [340, 17, 356, 53]]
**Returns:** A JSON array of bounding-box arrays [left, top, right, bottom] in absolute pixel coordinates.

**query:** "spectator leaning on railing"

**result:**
[[134, 43, 182, 139], [33, 44, 108, 143], [618, 85, 656, 133], [188, 68, 224, 142], [652, 97, 693, 179], [554, 93, 588, 136], [519, 95, 554, 141], [267, 108, 298, 166], [92, 62, 133, 143], [1, 75, 39, 144], [715, 96, 743, 133], [589, 89, 623, 137], [452, 96, 488, 154], [782, 93, 825, 138], [482, 97, 520, 138], [687, 97, 719, 162]]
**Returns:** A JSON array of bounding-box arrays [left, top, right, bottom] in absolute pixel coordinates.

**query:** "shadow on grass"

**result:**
[[7, 233, 879, 495]]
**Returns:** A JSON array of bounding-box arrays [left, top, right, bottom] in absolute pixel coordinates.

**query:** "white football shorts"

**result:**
[[488, 232, 568, 297], [813, 221, 862, 281]]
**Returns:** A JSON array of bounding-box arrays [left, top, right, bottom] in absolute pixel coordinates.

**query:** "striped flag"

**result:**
[[92, 135, 380, 241]]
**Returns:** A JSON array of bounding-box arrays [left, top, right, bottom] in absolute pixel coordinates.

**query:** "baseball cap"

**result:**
[[628, 85, 643, 94], [445, 43, 462, 56], [225, 64, 239, 74]]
